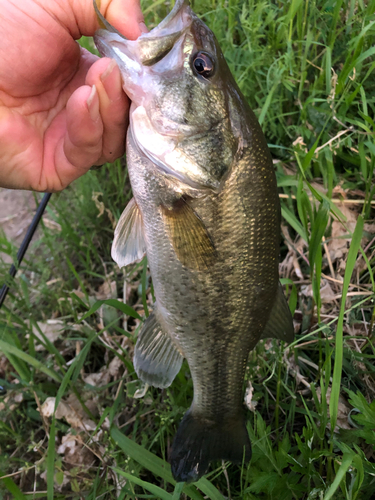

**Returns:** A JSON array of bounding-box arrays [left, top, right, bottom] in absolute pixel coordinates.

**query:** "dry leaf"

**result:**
[[300, 279, 337, 303], [108, 355, 123, 378], [244, 382, 257, 412], [283, 350, 311, 390], [280, 226, 306, 279], [0, 390, 24, 411], [43, 219, 62, 232], [83, 371, 111, 387], [0, 355, 10, 378], [41, 396, 97, 431], [92, 192, 116, 228], [134, 382, 149, 399], [57, 434, 95, 467], [71, 289, 86, 300], [30, 320, 63, 351], [329, 204, 358, 262], [41, 397, 55, 417], [57, 433, 78, 455], [96, 280, 117, 300]]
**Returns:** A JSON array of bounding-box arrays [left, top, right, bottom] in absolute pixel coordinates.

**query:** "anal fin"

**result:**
[[134, 310, 183, 389], [161, 198, 216, 271], [261, 283, 294, 343], [111, 198, 146, 268]]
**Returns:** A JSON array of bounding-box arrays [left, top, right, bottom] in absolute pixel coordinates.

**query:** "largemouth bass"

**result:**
[[94, 0, 294, 483]]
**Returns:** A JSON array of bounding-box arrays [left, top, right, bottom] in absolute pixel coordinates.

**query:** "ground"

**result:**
[[0, 189, 36, 264]]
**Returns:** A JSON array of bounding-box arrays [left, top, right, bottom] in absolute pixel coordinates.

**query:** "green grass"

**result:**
[[1, 0, 375, 498]]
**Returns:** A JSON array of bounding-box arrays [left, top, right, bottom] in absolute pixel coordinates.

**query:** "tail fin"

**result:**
[[170, 410, 251, 483]]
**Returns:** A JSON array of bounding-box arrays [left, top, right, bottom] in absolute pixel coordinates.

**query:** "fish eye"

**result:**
[[191, 52, 215, 79]]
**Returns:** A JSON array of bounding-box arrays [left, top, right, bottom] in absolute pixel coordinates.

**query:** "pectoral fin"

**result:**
[[111, 198, 146, 268], [134, 310, 183, 388], [161, 199, 216, 271], [261, 284, 294, 343]]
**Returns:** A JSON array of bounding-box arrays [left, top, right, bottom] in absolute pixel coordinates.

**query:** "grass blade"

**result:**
[[0, 327, 31, 382], [55, 328, 99, 408], [281, 204, 308, 241], [258, 82, 278, 125], [0, 338, 61, 382], [173, 483, 185, 500], [323, 452, 354, 500], [47, 417, 56, 500], [79, 298, 141, 322], [113, 468, 173, 499], [330, 216, 364, 434], [0, 472, 27, 500]]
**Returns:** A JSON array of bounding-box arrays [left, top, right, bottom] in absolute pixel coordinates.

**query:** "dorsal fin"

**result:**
[[261, 284, 294, 343]]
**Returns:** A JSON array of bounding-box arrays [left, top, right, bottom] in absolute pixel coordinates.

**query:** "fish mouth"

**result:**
[[94, 0, 193, 99]]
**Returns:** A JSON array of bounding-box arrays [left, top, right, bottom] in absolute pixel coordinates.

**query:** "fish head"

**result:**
[[95, 1, 237, 136], [94, 0, 244, 190]]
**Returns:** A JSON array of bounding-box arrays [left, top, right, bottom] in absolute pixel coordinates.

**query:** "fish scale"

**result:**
[[94, 0, 294, 483]]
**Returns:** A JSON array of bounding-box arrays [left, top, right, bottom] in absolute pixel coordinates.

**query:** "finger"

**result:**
[[76, 0, 148, 40], [86, 57, 129, 163], [106, 0, 148, 39], [62, 84, 103, 171]]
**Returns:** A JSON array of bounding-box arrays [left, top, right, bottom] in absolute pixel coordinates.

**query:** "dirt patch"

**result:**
[[0, 189, 37, 264]]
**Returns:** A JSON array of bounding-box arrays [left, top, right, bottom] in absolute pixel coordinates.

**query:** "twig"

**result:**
[[321, 273, 373, 293], [322, 236, 336, 283], [222, 461, 232, 500], [32, 389, 50, 439], [306, 59, 323, 71], [0, 213, 22, 224], [0, 465, 36, 480], [321, 273, 343, 284], [315, 129, 353, 153], [364, 236, 375, 254], [331, 291, 373, 300], [114, 378, 124, 402], [295, 337, 334, 348], [23, 493, 47, 496], [119, 409, 155, 429], [279, 194, 375, 205]]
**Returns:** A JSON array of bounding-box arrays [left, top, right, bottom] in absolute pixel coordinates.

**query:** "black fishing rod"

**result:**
[[0, 192, 52, 308]]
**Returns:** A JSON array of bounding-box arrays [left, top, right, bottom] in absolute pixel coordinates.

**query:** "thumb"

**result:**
[[105, 0, 147, 38], [70, 0, 147, 40]]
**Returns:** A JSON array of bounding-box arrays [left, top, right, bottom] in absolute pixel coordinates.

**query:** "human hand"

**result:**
[[0, 0, 146, 191]]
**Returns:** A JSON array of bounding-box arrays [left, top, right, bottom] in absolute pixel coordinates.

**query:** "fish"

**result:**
[[93, 0, 294, 484]]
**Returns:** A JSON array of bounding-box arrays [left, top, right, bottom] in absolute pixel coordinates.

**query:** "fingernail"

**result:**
[[139, 22, 148, 33], [87, 85, 99, 121], [101, 60, 121, 102], [101, 59, 117, 81]]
